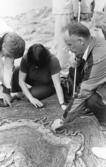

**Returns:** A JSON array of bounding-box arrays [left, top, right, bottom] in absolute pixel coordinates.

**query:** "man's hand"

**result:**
[[51, 119, 64, 132], [69, 54, 77, 68], [70, 56, 82, 68], [29, 96, 44, 108], [3, 93, 12, 107]]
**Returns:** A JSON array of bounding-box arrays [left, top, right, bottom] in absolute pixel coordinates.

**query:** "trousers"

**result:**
[[86, 92, 106, 122]]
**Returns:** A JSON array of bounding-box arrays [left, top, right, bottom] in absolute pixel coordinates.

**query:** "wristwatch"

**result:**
[[60, 102, 66, 106]]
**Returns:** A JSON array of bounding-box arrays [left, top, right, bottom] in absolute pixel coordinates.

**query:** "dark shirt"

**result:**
[[20, 53, 61, 85]]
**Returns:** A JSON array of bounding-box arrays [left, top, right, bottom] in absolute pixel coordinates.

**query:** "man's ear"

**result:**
[[78, 37, 85, 45]]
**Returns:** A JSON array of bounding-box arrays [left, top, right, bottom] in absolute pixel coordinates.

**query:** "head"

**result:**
[[27, 44, 50, 67], [64, 23, 91, 58], [0, 32, 25, 60]]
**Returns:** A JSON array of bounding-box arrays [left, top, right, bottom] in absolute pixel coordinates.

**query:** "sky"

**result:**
[[0, 0, 52, 17]]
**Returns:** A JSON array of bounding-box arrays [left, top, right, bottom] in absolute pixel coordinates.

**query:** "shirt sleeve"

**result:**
[[50, 55, 61, 75]]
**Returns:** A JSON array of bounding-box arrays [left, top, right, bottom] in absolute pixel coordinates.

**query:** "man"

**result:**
[[52, 0, 94, 77], [0, 32, 25, 107], [53, 22, 106, 127]]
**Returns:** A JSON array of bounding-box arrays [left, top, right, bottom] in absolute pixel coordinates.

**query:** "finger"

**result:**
[[36, 101, 43, 107], [37, 104, 43, 108], [3, 99, 12, 107], [36, 99, 43, 105], [39, 103, 44, 107], [37, 103, 44, 108], [7, 100, 12, 107], [33, 103, 38, 108], [34, 103, 42, 108]]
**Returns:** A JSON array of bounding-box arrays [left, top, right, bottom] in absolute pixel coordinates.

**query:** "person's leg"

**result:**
[[11, 68, 55, 100], [30, 83, 55, 100], [86, 93, 106, 122]]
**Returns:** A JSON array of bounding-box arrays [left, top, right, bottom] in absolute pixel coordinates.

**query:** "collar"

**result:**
[[82, 45, 89, 61], [82, 37, 97, 61]]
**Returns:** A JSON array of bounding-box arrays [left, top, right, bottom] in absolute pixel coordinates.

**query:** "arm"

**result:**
[[3, 57, 14, 89], [19, 70, 43, 108], [63, 82, 92, 123], [51, 84, 92, 131], [1, 57, 14, 107], [51, 73, 67, 110]]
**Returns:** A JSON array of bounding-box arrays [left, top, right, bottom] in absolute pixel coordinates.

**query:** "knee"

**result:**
[[86, 93, 106, 122], [30, 85, 55, 100], [86, 93, 99, 109]]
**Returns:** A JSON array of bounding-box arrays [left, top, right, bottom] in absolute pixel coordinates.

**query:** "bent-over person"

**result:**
[[12, 44, 67, 110], [62, 23, 106, 124], [0, 33, 25, 107]]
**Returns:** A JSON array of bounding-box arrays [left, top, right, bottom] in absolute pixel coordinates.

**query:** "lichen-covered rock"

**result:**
[[0, 144, 32, 167], [0, 119, 84, 167]]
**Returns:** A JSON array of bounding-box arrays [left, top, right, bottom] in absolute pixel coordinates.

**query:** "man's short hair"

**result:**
[[67, 23, 91, 39], [1, 32, 25, 59]]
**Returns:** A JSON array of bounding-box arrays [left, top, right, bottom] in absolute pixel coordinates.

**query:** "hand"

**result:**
[[51, 118, 64, 132], [70, 57, 77, 68], [29, 96, 44, 108], [71, 58, 82, 68], [3, 93, 12, 107], [61, 104, 67, 111]]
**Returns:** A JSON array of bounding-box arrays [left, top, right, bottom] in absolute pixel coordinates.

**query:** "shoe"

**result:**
[[92, 147, 106, 159]]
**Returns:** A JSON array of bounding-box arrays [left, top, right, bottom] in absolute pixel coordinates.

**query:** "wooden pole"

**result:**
[[72, 0, 81, 98]]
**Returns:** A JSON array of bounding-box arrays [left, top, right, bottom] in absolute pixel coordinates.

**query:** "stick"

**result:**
[[78, 0, 81, 22], [72, 67, 77, 97], [72, 0, 81, 98]]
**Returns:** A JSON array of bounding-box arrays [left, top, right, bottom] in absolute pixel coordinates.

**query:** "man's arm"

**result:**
[[63, 84, 92, 123]]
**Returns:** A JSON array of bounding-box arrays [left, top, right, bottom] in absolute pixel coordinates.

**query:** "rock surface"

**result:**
[[0, 96, 106, 166]]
